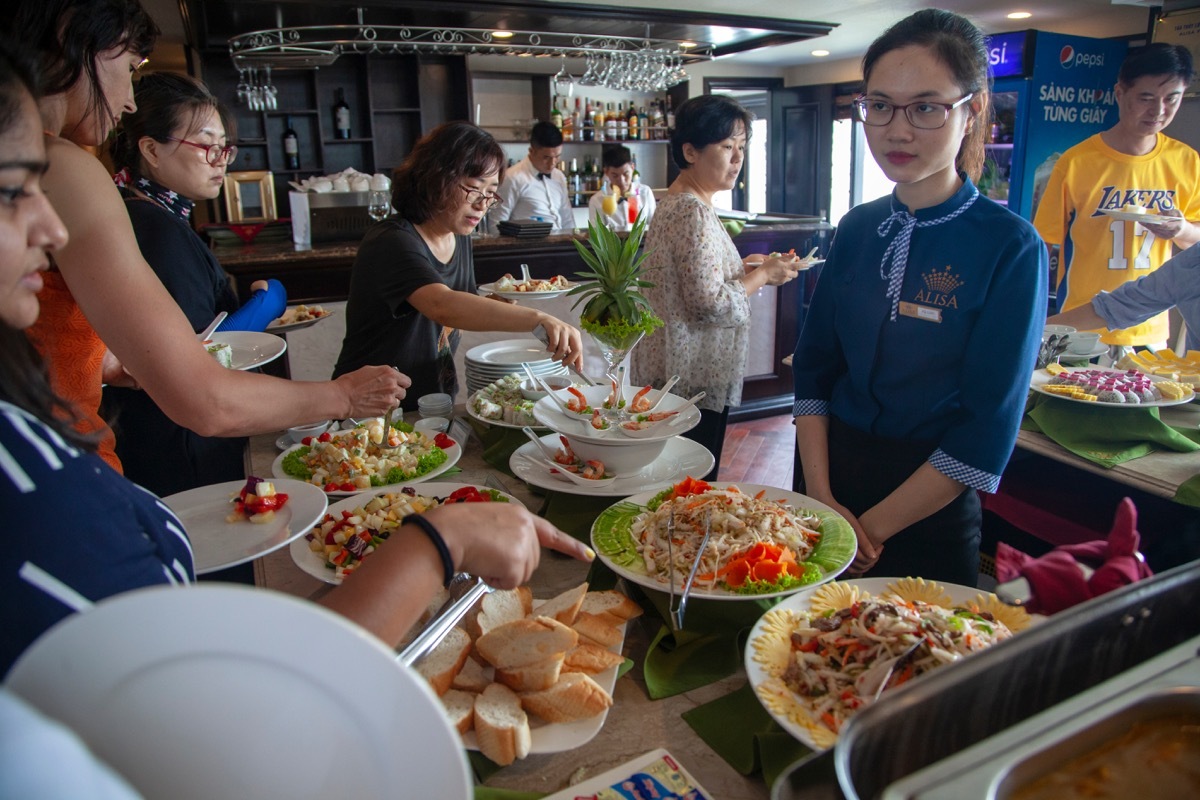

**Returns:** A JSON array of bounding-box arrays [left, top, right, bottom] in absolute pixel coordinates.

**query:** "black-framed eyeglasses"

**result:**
[[852, 93, 974, 130], [166, 137, 238, 166], [459, 184, 501, 209]]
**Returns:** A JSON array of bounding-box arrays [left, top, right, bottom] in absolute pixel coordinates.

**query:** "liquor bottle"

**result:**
[[627, 102, 638, 141], [572, 98, 582, 142], [569, 157, 582, 206], [638, 106, 649, 141], [665, 95, 676, 135], [594, 102, 606, 142], [551, 97, 563, 130], [282, 115, 300, 170], [583, 98, 594, 142], [649, 101, 664, 140], [333, 89, 351, 139], [605, 103, 618, 141], [618, 102, 629, 141]]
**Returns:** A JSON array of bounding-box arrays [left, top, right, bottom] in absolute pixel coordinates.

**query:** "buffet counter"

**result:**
[[246, 424, 771, 799]]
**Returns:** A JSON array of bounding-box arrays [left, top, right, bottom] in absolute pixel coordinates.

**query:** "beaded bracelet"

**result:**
[[406, 514, 455, 588]]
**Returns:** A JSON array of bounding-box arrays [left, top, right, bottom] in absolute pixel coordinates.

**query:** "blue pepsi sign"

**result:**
[[987, 31, 1030, 78]]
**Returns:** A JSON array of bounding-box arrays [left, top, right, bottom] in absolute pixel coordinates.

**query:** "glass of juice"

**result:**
[[627, 194, 639, 224]]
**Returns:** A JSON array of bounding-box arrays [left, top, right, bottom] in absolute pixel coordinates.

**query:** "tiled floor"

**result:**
[[719, 414, 795, 488]]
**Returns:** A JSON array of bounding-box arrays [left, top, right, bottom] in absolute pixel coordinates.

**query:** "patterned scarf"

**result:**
[[112, 167, 194, 222], [877, 184, 979, 321]]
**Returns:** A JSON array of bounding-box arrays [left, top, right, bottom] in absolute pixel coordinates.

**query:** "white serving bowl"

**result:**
[[562, 434, 667, 475], [1043, 324, 1076, 339], [287, 419, 331, 444], [533, 384, 700, 444], [1067, 332, 1102, 354]]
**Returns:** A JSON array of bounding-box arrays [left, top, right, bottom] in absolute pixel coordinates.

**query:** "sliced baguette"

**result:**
[[476, 616, 579, 670], [519, 672, 613, 723], [415, 626, 472, 697], [474, 683, 531, 766], [533, 582, 589, 626], [563, 642, 625, 675], [495, 653, 565, 692], [451, 654, 494, 692], [476, 586, 533, 637], [440, 689, 476, 736], [579, 590, 643, 622], [571, 612, 622, 648]]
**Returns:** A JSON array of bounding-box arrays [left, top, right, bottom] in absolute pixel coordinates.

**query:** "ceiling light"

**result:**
[[1007, 11, 1032, 19], [492, 30, 513, 38], [812, 49, 830, 57], [679, 41, 696, 49]]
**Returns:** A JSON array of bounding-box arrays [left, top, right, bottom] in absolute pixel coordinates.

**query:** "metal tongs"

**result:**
[[397, 573, 493, 666], [666, 509, 712, 631], [1036, 334, 1070, 369]]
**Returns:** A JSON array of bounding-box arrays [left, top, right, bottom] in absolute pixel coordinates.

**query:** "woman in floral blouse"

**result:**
[[631, 94, 799, 478]]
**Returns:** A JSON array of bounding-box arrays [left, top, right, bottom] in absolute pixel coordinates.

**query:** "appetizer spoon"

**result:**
[[525, 365, 577, 417], [197, 311, 228, 341], [666, 391, 707, 425], [641, 375, 681, 415], [521, 426, 561, 462], [536, 456, 616, 487]]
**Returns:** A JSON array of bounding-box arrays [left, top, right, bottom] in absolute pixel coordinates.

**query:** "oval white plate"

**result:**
[[1030, 365, 1194, 408], [290, 482, 526, 585], [477, 281, 577, 299], [745, 577, 1002, 751], [265, 308, 336, 333], [272, 437, 462, 497], [6, 584, 471, 800], [465, 337, 556, 366], [509, 433, 714, 498], [1099, 208, 1177, 225], [161, 478, 328, 575], [465, 389, 549, 431], [590, 482, 857, 601], [204, 331, 287, 370]]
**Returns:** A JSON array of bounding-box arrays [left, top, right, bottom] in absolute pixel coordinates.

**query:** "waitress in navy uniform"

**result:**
[[791, 9, 1046, 585]]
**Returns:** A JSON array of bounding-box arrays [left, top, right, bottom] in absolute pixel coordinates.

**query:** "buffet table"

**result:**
[[246, 423, 774, 799]]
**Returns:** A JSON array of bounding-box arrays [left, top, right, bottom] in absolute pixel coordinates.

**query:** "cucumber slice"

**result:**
[[805, 510, 858, 572]]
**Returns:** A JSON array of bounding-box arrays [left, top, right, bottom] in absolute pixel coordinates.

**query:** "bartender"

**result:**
[[489, 121, 576, 231]]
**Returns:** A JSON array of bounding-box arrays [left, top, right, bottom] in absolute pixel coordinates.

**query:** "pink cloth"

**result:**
[[994, 497, 1154, 615]]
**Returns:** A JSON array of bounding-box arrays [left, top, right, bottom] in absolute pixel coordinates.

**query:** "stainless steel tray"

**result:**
[[881, 639, 1200, 799]]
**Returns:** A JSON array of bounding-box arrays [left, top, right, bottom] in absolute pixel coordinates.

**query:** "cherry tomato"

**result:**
[[339, 482, 356, 492], [301, 436, 313, 446], [324, 482, 340, 493], [317, 432, 333, 443], [434, 433, 455, 450]]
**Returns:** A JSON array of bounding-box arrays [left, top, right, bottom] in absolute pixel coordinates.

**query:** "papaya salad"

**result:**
[[280, 417, 455, 493], [631, 478, 824, 595], [750, 580, 1030, 746], [304, 485, 508, 580]]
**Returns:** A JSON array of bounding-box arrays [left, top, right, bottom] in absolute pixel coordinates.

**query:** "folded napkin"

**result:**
[[1024, 393, 1200, 468], [1175, 473, 1200, 507], [467, 419, 528, 474], [681, 682, 812, 786], [995, 496, 1154, 614]]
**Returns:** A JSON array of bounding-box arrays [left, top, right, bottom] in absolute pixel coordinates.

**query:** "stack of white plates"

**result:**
[[464, 338, 568, 394]]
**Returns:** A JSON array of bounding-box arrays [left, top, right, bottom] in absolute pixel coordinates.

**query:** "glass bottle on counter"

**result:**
[[551, 98, 563, 131], [333, 89, 351, 139], [606, 103, 618, 141], [665, 95, 676, 135], [638, 106, 649, 140], [650, 101, 665, 140], [282, 115, 300, 170], [572, 98, 583, 142], [583, 98, 594, 142], [595, 102, 606, 142], [628, 103, 638, 141]]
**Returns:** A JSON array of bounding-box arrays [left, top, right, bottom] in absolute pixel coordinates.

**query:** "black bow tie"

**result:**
[[617, 196, 627, 203], [537, 172, 551, 180]]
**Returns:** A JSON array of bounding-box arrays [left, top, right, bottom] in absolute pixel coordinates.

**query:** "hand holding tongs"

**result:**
[[667, 509, 712, 631], [397, 574, 493, 667]]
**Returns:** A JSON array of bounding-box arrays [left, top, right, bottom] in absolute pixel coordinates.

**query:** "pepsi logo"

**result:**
[[1060, 46, 1075, 67], [1059, 45, 1105, 69]]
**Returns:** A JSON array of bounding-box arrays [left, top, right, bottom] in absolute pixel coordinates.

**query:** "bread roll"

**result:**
[[495, 653, 564, 692], [414, 627, 471, 697], [451, 654, 494, 693], [572, 612, 622, 648], [533, 582, 589, 626], [563, 642, 625, 675], [475, 586, 533, 636], [579, 590, 643, 623], [477, 616, 578, 669], [440, 689, 476, 735], [474, 683, 531, 766], [519, 672, 613, 723]]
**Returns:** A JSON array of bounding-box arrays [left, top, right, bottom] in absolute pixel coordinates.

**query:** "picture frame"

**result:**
[[223, 170, 277, 223]]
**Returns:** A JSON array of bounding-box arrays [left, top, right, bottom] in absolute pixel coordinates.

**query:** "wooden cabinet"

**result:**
[[197, 54, 468, 220]]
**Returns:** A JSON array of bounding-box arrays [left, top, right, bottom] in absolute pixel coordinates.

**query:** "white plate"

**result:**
[[1055, 342, 1109, 360], [161, 478, 328, 575], [591, 482, 857, 601], [477, 281, 577, 299], [265, 308, 336, 333], [290, 482, 527, 585], [746, 258, 825, 270], [465, 338, 556, 366], [510, 434, 715, 497], [272, 437, 463, 497], [745, 577, 996, 751], [465, 390, 550, 430], [205, 331, 287, 370], [532, 386, 702, 444], [1030, 365, 1194, 408], [1099, 208, 1178, 225], [5, 584, 471, 800], [462, 604, 625, 755]]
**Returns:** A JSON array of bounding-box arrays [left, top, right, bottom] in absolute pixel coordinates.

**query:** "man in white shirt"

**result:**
[[490, 121, 576, 231], [588, 144, 656, 231]]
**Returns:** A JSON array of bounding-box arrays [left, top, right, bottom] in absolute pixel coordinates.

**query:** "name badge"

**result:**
[[899, 301, 942, 323]]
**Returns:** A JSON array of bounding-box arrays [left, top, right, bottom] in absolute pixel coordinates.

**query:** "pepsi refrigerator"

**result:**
[[984, 30, 1128, 221]]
